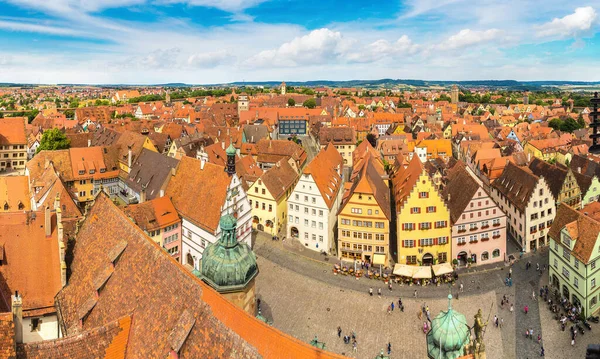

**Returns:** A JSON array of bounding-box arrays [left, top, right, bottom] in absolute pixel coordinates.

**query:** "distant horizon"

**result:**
[[0, 1, 598, 84], [3, 78, 600, 88]]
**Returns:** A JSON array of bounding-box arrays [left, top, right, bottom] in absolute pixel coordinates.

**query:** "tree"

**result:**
[[230, 95, 235, 103], [287, 98, 296, 107], [548, 118, 562, 130], [36, 128, 70, 153], [303, 98, 316, 109], [366, 133, 377, 148], [561, 117, 580, 133], [577, 113, 585, 128]]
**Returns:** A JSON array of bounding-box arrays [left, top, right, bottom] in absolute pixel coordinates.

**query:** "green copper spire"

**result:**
[[426, 294, 470, 359], [226, 143, 236, 156], [199, 195, 258, 293]]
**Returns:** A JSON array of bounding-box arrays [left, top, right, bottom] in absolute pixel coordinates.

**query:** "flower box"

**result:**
[[469, 227, 478, 231], [492, 235, 501, 239], [481, 238, 490, 242], [481, 225, 490, 229], [493, 223, 501, 227], [458, 230, 467, 233], [457, 242, 467, 246]]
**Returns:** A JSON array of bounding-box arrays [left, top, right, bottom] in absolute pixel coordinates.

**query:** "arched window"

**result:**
[[481, 251, 489, 261], [492, 249, 500, 258]]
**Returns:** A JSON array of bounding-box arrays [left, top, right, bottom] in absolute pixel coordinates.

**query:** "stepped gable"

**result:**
[[527, 158, 567, 200]]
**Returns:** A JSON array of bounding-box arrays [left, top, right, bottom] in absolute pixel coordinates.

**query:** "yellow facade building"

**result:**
[[338, 153, 391, 265], [393, 156, 451, 265], [248, 159, 298, 235]]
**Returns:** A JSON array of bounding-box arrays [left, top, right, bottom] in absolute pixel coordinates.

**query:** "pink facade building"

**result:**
[[123, 196, 182, 263], [443, 162, 507, 266]]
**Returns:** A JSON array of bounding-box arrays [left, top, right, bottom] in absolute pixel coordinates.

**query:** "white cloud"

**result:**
[[156, 0, 269, 12], [401, 0, 462, 18], [133, 48, 182, 69], [187, 50, 231, 67], [0, 19, 85, 36], [346, 35, 421, 63], [437, 29, 503, 50], [536, 7, 598, 38], [244, 28, 354, 68]]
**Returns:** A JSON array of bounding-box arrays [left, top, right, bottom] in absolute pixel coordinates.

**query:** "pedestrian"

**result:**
[[460, 282, 464, 293], [387, 342, 392, 355], [525, 329, 529, 339], [540, 287, 543, 297], [494, 315, 498, 327], [337, 326, 342, 338], [389, 282, 393, 291], [536, 263, 540, 271], [510, 304, 514, 313], [544, 264, 546, 271], [537, 334, 541, 344], [540, 346, 545, 356], [509, 267, 512, 278], [387, 305, 391, 315], [369, 287, 373, 296], [532, 291, 536, 301], [524, 305, 529, 314], [398, 298, 402, 307], [378, 288, 382, 297], [529, 328, 533, 340], [414, 289, 418, 298], [391, 302, 395, 311], [571, 338, 575, 346], [353, 340, 357, 352]]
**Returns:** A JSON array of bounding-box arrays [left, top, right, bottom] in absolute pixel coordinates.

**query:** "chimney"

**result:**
[[127, 146, 132, 169], [218, 129, 221, 136], [44, 157, 50, 169], [577, 167, 581, 174], [45, 206, 51, 237], [87, 138, 91, 147], [527, 152, 531, 163], [160, 189, 164, 198], [221, 142, 225, 150], [171, 167, 176, 177], [11, 291, 22, 344], [200, 157, 206, 170], [251, 136, 254, 143], [269, 140, 272, 149], [140, 186, 147, 203]]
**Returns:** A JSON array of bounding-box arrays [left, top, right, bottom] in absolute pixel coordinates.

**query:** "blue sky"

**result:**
[[0, 0, 599, 84]]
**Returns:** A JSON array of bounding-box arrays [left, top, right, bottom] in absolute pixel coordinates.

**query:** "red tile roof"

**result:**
[[0, 117, 27, 145]]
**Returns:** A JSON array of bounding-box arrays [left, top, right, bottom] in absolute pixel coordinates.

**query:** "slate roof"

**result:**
[[242, 124, 270, 143], [492, 162, 540, 212], [443, 161, 482, 224], [17, 315, 132, 359], [165, 157, 230, 233], [528, 158, 567, 200], [126, 148, 179, 200], [54, 193, 344, 359]]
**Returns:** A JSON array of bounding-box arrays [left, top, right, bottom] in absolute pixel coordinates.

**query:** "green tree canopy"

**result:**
[[36, 128, 71, 153], [303, 98, 316, 109], [287, 98, 296, 106]]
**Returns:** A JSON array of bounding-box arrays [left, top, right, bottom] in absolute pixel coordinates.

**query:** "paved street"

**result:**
[[252, 231, 578, 358]]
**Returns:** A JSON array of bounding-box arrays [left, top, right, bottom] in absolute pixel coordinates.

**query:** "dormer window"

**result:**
[[89, 169, 95, 174], [562, 233, 571, 247], [78, 170, 85, 175], [3, 203, 7, 211], [100, 168, 106, 173]]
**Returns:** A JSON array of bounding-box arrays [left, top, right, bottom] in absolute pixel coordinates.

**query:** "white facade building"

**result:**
[[286, 144, 344, 253]]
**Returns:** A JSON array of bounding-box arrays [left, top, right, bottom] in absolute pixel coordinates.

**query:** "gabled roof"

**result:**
[[123, 196, 179, 232], [492, 162, 541, 212], [0, 176, 30, 212], [549, 203, 600, 264], [319, 127, 355, 145], [442, 162, 482, 224], [126, 148, 179, 200], [0, 211, 62, 314], [391, 155, 424, 212], [303, 144, 343, 209], [342, 155, 391, 220], [165, 157, 230, 233], [528, 158, 568, 200], [260, 159, 298, 201], [0, 117, 27, 145]]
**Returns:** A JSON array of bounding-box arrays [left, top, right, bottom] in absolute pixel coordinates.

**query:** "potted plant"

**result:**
[[452, 259, 458, 268]]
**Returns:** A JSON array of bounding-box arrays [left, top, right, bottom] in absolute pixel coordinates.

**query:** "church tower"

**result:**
[[280, 81, 286, 95], [237, 93, 249, 116], [450, 85, 459, 104], [225, 143, 236, 176]]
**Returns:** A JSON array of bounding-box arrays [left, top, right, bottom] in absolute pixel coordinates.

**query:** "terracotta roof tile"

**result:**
[[0, 117, 27, 145], [303, 144, 344, 209]]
